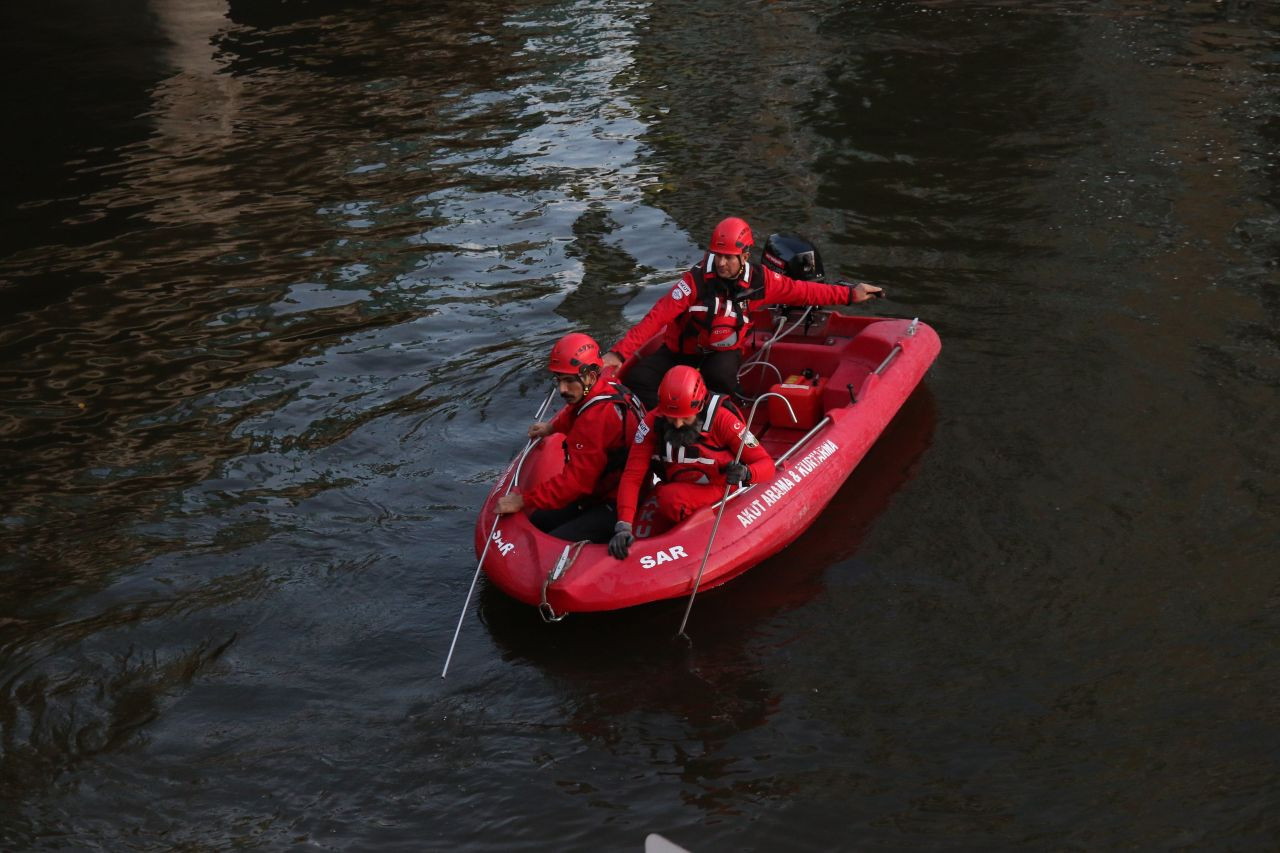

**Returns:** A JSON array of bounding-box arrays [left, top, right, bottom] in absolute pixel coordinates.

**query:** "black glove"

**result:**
[[722, 461, 750, 486], [608, 521, 634, 560]]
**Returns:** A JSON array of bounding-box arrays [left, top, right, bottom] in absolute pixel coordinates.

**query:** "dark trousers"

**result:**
[[625, 345, 742, 409], [529, 502, 617, 544]]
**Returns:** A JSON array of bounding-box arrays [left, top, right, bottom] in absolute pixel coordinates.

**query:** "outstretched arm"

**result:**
[[761, 267, 884, 307], [606, 274, 696, 361]]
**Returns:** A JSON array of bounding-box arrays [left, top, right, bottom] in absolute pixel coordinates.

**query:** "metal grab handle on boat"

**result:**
[[442, 387, 557, 679], [873, 344, 902, 376], [676, 392, 796, 641], [870, 319, 919, 377]]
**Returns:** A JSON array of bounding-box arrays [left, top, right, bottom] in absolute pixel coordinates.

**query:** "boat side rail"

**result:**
[[775, 416, 835, 466], [712, 414, 831, 510]]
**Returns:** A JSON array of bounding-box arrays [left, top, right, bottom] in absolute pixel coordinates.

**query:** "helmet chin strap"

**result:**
[[711, 252, 748, 282]]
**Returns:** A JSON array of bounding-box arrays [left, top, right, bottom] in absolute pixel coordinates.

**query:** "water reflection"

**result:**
[[2, 0, 693, 840], [1, 0, 689, 570], [1, 0, 1277, 848]]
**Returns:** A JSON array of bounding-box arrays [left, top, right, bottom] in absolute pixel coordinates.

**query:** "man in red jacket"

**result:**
[[601, 217, 882, 407], [496, 333, 644, 543], [608, 365, 775, 560]]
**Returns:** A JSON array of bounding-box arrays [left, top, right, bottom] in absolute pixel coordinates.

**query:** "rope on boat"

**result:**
[[539, 540, 589, 622], [735, 306, 816, 400]]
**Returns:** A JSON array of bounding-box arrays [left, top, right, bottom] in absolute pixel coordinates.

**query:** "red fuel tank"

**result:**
[[769, 373, 827, 429]]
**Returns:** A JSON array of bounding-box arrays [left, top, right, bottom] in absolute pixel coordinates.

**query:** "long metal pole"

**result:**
[[676, 392, 794, 640], [441, 388, 556, 678]]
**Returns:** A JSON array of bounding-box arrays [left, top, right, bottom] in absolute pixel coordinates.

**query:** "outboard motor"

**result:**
[[761, 233, 825, 282]]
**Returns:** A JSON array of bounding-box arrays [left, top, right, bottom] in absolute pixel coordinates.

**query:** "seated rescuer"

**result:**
[[600, 216, 883, 408], [608, 365, 775, 560], [496, 333, 645, 544]]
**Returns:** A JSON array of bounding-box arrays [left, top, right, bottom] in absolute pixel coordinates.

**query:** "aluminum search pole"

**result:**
[[442, 388, 556, 678], [676, 392, 795, 641]]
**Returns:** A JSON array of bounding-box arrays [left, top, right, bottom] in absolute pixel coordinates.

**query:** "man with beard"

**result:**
[[608, 365, 775, 560], [600, 216, 882, 408], [496, 332, 644, 543]]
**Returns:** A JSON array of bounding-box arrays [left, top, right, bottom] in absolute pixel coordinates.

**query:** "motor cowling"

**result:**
[[760, 233, 825, 282]]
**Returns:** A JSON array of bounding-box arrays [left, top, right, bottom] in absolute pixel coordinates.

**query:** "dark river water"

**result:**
[[3, 0, 1278, 849]]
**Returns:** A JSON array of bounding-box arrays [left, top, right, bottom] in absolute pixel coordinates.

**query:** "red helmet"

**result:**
[[656, 365, 707, 419], [709, 216, 753, 256], [548, 332, 602, 376]]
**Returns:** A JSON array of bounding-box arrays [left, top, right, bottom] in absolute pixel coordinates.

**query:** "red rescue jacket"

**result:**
[[615, 394, 775, 525], [523, 371, 644, 511], [609, 256, 856, 360]]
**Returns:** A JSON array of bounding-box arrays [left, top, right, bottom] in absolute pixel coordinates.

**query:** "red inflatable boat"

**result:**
[[474, 305, 941, 619]]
